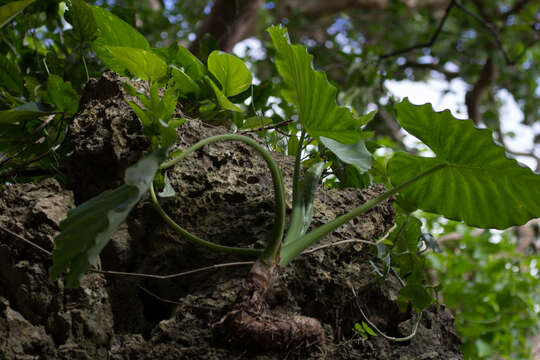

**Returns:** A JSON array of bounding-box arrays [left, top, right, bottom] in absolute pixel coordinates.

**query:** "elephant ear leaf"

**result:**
[[50, 149, 166, 287], [388, 99, 540, 229], [267, 25, 369, 144]]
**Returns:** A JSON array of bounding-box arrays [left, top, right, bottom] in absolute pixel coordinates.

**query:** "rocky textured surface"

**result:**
[[0, 179, 113, 360], [0, 73, 462, 359]]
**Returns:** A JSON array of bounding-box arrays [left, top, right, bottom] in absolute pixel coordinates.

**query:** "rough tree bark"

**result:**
[[0, 73, 463, 359]]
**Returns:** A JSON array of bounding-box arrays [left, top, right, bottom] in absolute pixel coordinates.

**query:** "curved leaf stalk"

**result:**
[[279, 162, 448, 266], [149, 183, 262, 257], [159, 134, 286, 263]]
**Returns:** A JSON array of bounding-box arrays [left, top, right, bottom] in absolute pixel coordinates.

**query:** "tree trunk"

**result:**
[[0, 73, 463, 359]]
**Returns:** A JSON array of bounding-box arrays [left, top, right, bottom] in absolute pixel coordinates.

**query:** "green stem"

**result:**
[[150, 183, 262, 257], [283, 130, 306, 244], [291, 130, 306, 203], [279, 162, 447, 266], [81, 51, 89, 83], [160, 134, 286, 263]]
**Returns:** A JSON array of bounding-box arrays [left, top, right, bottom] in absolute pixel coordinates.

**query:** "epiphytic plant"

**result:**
[[47, 3, 540, 351]]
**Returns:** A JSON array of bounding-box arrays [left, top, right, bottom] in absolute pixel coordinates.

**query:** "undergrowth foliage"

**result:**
[[1, 0, 539, 358]]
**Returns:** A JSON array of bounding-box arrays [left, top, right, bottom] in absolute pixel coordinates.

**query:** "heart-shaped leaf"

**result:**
[[207, 51, 252, 97], [267, 25, 369, 144], [90, 5, 151, 74], [170, 65, 200, 97], [388, 99, 540, 229]]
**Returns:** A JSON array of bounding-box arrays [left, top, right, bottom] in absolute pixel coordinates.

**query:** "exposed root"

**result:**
[[225, 259, 325, 354]]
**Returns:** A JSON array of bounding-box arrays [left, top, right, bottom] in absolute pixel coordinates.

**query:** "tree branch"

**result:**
[[503, 0, 532, 20], [239, 119, 292, 134], [379, 0, 455, 59], [453, 1, 514, 64], [465, 56, 498, 125], [277, 0, 450, 19], [400, 60, 460, 80]]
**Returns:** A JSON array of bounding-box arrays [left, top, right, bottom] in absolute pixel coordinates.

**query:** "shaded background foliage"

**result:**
[[0, 0, 539, 358]]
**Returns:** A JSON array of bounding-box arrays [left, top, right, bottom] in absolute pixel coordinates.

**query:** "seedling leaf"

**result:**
[[205, 76, 242, 112], [207, 51, 252, 97], [94, 46, 167, 82]]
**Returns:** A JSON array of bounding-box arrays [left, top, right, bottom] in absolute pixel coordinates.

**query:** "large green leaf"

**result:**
[[320, 136, 372, 174], [90, 5, 150, 72], [170, 65, 200, 97], [90, 5, 149, 49], [50, 149, 166, 287], [47, 75, 78, 116], [0, 54, 23, 94], [94, 46, 167, 81], [267, 25, 368, 144], [0, 0, 34, 28], [0, 102, 51, 124], [66, 0, 98, 43], [207, 51, 252, 97], [154, 43, 205, 81], [388, 99, 540, 229]]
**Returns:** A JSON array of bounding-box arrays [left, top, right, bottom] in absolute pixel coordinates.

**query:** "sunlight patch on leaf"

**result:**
[[94, 46, 167, 81]]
